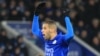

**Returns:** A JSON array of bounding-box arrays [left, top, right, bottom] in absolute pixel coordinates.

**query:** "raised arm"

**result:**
[[32, 15, 40, 36], [63, 16, 74, 43]]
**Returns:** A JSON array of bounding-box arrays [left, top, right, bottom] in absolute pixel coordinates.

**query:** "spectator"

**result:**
[[80, 30, 89, 44], [12, 47, 25, 56], [92, 37, 100, 52], [0, 2, 8, 21], [45, 1, 53, 15], [89, 18, 100, 37], [68, 2, 76, 10], [78, 20, 84, 27], [56, 10, 62, 17], [46, 1, 52, 9], [39, 13, 45, 21], [34, 1, 41, 8], [9, 0, 16, 10], [4, 41, 13, 56], [69, 10, 78, 25], [0, 10, 8, 21], [0, 29, 9, 45], [77, 5, 87, 24], [74, 20, 83, 36], [22, 10, 31, 21], [8, 9, 21, 20], [1, 2, 7, 10], [54, 9, 65, 26], [54, 0, 62, 8], [46, 10, 53, 19], [85, 0, 98, 23], [16, 1, 26, 14], [16, 35, 28, 56]]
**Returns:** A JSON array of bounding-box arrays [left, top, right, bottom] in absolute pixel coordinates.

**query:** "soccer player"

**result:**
[[32, 3, 74, 56], [32, 16, 74, 56]]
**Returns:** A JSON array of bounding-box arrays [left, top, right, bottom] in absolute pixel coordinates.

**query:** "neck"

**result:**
[[50, 32, 57, 40]]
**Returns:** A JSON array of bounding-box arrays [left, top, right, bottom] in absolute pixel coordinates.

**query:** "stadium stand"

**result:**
[[0, 0, 100, 56], [0, 29, 28, 56]]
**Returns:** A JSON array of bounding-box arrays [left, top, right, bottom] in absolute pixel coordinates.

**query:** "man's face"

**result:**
[[41, 24, 50, 40]]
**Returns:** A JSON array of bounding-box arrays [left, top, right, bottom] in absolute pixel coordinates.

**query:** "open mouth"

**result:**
[[42, 34, 45, 36]]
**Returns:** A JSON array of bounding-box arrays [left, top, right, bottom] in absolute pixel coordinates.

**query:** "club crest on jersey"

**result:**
[[52, 40, 57, 44]]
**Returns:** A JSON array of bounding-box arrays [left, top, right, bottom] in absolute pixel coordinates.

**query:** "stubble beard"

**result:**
[[45, 34, 51, 40]]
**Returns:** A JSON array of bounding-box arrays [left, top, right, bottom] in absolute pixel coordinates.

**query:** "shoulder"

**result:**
[[56, 34, 65, 40], [57, 34, 65, 38]]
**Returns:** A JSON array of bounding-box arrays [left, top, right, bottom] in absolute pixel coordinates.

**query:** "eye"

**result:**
[[42, 27, 46, 30], [44, 27, 46, 30]]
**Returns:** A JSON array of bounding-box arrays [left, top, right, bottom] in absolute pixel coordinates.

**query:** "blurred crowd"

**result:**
[[0, 29, 28, 56], [0, 0, 100, 52]]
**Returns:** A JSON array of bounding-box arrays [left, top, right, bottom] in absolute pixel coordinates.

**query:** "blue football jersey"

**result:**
[[45, 34, 70, 56]]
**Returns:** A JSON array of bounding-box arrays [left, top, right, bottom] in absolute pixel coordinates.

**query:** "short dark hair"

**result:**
[[43, 20, 56, 25], [42, 20, 57, 29]]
